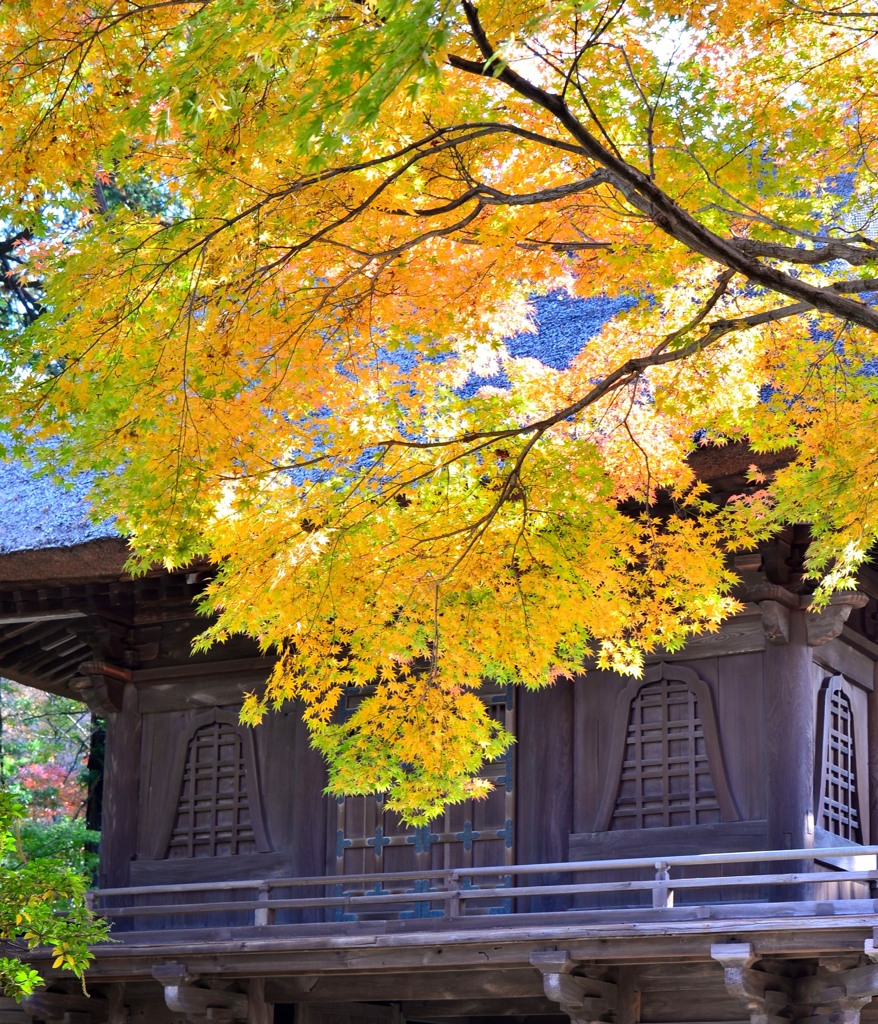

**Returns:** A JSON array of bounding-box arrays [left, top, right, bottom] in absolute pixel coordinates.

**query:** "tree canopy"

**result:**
[[2, 0, 878, 820]]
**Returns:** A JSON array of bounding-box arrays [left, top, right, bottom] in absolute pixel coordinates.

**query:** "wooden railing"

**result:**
[[88, 845, 878, 930]]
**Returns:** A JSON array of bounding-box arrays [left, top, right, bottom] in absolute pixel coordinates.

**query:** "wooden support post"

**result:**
[[764, 609, 815, 897], [869, 665, 878, 861], [106, 983, 127, 1024], [518, 681, 574, 912], [444, 879, 461, 920], [247, 979, 272, 1024], [615, 968, 641, 1024]]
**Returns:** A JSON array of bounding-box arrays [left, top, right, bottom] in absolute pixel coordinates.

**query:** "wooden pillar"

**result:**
[[764, 609, 814, 896], [99, 681, 141, 888], [105, 985, 127, 1024], [868, 655, 878, 847], [515, 679, 574, 912], [248, 979, 272, 1024]]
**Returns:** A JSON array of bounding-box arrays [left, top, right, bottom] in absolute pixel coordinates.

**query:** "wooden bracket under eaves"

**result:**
[[712, 942, 878, 1024], [152, 964, 249, 1024], [530, 952, 617, 1024]]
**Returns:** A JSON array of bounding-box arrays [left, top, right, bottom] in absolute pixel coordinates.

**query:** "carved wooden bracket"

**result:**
[[20, 991, 108, 1024], [759, 601, 791, 645], [802, 593, 869, 647], [745, 587, 868, 647], [711, 943, 792, 1024], [713, 945, 878, 1024], [152, 964, 249, 1024], [795, 960, 878, 1024], [746, 585, 799, 645], [69, 661, 131, 714], [530, 953, 617, 1024]]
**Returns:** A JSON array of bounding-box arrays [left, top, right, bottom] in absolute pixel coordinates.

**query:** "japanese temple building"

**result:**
[[2, 296, 878, 1024]]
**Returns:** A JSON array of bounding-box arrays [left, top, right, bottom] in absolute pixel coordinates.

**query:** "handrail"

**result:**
[[88, 845, 878, 925], [94, 844, 878, 897]]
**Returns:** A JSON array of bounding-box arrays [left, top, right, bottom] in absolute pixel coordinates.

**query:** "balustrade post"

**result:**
[[254, 882, 274, 927], [652, 861, 674, 908]]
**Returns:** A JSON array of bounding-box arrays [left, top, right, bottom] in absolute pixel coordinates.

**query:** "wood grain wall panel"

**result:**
[[575, 657, 761, 833], [515, 680, 573, 912], [137, 706, 197, 859], [100, 682, 141, 888], [573, 670, 625, 833], [814, 638, 875, 690], [716, 650, 766, 821], [289, 704, 328, 881], [250, 707, 299, 855], [516, 679, 573, 865], [132, 698, 307, 887]]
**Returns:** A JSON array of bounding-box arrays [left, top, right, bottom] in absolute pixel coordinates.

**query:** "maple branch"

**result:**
[[412, 171, 611, 216], [0, 229, 44, 326], [395, 293, 802, 555], [785, 0, 878, 19], [377, 297, 810, 459], [654, 268, 736, 355], [449, 0, 878, 335], [833, 278, 878, 293], [732, 237, 878, 266], [148, 121, 586, 278], [515, 237, 610, 251]]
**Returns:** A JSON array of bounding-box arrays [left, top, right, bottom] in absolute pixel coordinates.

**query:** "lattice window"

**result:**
[[334, 685, 514, 918], [816, 675, 863, 843], [167, 721, 257, 858], [610, 676, 722, 830]]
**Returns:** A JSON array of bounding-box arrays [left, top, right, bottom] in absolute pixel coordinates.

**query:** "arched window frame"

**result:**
[[594, 662, 740, 832], [814, 673, 863, 844], [152, 707, 271, 859]]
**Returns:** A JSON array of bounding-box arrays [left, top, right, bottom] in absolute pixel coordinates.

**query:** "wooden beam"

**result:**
[[153, 964, 248, 1023], [265, 968, 545, 1004], [0, 997, 33, 1024], [21, 992, 107, 1024], [0, 611, 85, 626], [399, 998, 560, 1017]]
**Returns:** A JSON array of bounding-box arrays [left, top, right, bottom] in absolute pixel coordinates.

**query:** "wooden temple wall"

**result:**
[[95, 602, 878, 917]]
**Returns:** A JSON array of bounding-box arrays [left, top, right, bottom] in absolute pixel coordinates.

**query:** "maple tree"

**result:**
[[1, 0, 878, 820], [0, 791, 107, 1000]]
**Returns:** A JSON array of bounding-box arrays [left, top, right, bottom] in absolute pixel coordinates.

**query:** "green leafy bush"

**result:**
[[0, 793, 108, 1000]]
